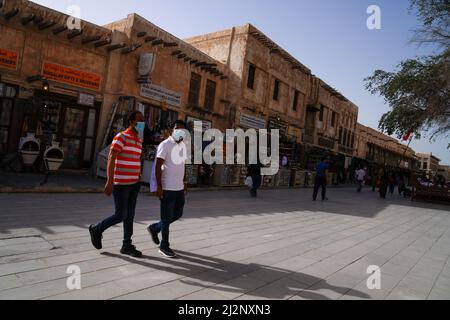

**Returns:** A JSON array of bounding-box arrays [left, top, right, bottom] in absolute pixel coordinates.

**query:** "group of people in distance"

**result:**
[[310, 157, 415, 201]]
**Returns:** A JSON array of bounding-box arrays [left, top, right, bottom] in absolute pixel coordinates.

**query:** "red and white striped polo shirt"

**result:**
[[111, 129, 142, 185]]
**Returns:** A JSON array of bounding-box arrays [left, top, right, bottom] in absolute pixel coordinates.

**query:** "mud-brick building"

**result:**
[[101, 13, 229, 185], [355, 123, 418, 173], [302, 77, 358, 175], [102, 14, 229, 142], [0, 1, 227, 172], [186, 24, 359, 181], [417, 153, 442, 177], [185, 24, 312, 165], [0, 0, 117, 168]]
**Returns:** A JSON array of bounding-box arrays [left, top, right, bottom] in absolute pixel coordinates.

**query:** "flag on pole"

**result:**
[[403, 131, 413, 141]]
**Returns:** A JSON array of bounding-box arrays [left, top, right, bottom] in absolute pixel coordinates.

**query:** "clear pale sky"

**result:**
[[32, 0, 450, 165]]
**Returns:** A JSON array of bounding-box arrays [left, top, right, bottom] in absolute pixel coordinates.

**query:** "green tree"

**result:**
[[365, 0, 450, 148]]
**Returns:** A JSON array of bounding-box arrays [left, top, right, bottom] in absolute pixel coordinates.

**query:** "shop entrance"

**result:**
[[29, 92, 99, 169], [59, 106, 97, 168]]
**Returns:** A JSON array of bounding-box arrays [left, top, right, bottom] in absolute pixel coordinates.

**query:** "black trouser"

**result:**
[[389, 183, 395, 194], [313, 176, 327, 200], [357, 180, 364, 192], [95, 183, 141, 246], [250, 175, 262, 197], [398, 184, 405, 196], [151, 190, 185, 250]]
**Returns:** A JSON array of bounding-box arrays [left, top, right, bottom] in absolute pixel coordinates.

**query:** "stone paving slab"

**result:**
[[0, 188, 449, 300]]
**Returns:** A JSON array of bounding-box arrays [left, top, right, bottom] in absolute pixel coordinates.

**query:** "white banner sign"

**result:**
[[140, 83, 181, 108], [78, 93, 95, 106], [239, 113, 266, 129], [186, 116, 212, 132]]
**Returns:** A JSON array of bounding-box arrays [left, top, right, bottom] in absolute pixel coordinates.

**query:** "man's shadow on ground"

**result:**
[[102, 250, 371, 300]]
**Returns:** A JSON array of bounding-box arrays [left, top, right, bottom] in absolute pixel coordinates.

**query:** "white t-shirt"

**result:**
[[157, 137, 187, 191], [355, 169, 366, 181]]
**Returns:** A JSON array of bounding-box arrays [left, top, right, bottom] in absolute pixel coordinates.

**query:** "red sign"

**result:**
[[0, 48, 18, 70], [42, 62, 102, 91]]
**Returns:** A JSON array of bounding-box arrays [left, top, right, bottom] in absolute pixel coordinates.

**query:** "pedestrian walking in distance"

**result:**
[[355, 167, 367, 193], [89, 111, 145, 258], [147, 120, 188, 259], [379, 169, 389, 199], [313, 157, 329, 201], [247, 162, 263, 197]]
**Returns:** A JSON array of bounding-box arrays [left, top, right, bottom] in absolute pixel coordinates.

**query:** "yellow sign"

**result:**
[[0, 48, 18, 70], [42, 62, 102, 91]]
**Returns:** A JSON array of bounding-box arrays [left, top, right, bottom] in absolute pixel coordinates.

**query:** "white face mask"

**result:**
[[172, 129, 186, 142]]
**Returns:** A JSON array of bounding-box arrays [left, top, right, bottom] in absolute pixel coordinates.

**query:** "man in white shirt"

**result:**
[[147, 120, 188, 258], [355, 167, 367, 193]]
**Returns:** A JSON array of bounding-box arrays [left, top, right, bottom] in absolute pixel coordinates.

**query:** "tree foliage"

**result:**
[[410, 0, 450, 48], [365, 0, 450, 148]]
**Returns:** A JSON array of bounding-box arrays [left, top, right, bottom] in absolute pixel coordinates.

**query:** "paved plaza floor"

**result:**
[[0, 188, 449, 300]]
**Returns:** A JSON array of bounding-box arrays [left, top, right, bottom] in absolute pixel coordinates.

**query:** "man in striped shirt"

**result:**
[[89, 111, 145, 258]]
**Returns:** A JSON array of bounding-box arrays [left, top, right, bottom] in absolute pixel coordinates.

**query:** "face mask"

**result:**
[[172, 129, 186, 142], [136, 122, 145, 139]]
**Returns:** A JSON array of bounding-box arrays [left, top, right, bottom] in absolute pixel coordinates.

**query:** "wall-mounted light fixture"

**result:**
[[42, 82, 50, 92]]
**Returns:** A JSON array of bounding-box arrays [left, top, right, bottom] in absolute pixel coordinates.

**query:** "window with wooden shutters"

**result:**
[[247, 64, 256, 89], [188, 72, 201, 106], [204, 79, 216, 111], [331, 111, 336, 127], [273, 79, 280, 101], [319, 105, 325, 122], [293, 90, 299, 111]]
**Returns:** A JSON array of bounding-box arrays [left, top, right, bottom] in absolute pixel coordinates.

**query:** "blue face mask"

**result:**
[[136, 122, 145, 138], [172, 129, 186, 142]]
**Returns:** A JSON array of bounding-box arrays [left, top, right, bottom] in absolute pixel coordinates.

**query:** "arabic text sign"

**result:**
[[0, 48, 18, 70], [140, 83, 181, 108], [239, 113, 266, 129], [42, 62, 102, 91]]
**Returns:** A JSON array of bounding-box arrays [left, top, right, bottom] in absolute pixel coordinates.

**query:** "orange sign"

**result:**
[[42, 62, 102, 91], [0, 48, 18, 70]]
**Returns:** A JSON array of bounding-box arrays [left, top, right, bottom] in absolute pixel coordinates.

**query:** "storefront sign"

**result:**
[[239, 113, 266, 129], [42, 62, 102, 91], [140, 83, 181, 108], [78, 93, 95, 106], [319, 137, 336, 150], [269, 118, 288, 136], [186, 116, 212, 132], [0, 48, 18, 70]]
